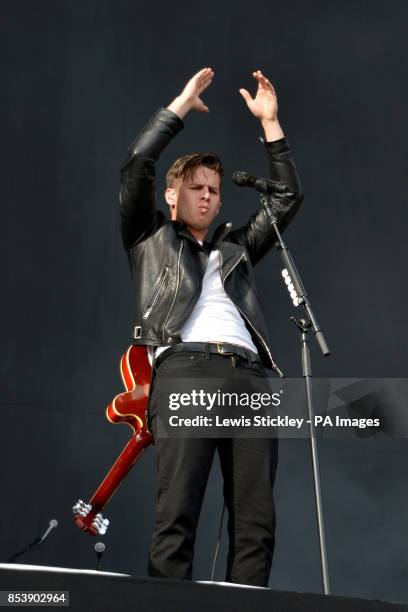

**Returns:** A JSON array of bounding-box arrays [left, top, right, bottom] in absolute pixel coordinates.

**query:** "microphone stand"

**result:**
[[95, 542, 105, 571], [7, 537, 42, 564], [210, 503, 226, 581], [261, 193, 331, 595]]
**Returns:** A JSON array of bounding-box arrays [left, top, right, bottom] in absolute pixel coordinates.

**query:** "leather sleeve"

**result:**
[[228, 137, 304, 266], [119, 108, 184, 249]]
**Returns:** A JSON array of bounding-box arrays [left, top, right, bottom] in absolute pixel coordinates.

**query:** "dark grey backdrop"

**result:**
[[1, 0, 407, 602]]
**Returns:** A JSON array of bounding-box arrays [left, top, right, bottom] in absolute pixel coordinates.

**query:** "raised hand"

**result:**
[[239, 70, 278, 122], [167, 68, 214, 119], [239, 70, 284, 141]]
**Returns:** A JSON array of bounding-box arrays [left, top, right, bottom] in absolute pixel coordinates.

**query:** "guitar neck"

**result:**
[[89, 433, 151, 511]]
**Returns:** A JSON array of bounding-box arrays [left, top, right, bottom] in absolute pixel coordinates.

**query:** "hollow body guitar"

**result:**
[[73, 345, 153, 535]]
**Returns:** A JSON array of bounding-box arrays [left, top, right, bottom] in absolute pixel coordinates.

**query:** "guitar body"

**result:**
[[73, 345, 154, 535], [106, 344, 153, 434]]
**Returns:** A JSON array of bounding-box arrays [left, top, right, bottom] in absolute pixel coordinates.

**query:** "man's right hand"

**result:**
[[167, 67, 214, 119]]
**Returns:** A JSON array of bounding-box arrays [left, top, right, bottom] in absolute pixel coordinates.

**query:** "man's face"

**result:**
[[165, 165, 221, 237]]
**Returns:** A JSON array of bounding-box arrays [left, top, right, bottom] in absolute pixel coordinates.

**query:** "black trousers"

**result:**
[[147, 350, 279, 587]]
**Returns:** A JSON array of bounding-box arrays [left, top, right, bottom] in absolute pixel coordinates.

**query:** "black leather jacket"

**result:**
[[119, 108, 303, 373]]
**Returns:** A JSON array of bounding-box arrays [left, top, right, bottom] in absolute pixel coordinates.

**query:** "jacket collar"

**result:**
[[172, 221, 200, 245], [172, 220, 232, 249], [210, 221, 232, 248]]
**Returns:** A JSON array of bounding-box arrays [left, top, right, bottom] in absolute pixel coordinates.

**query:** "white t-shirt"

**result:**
[[153, 248, 257, 362]]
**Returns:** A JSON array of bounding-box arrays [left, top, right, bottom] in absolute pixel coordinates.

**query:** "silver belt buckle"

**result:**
[[217, 343, 234, 357]]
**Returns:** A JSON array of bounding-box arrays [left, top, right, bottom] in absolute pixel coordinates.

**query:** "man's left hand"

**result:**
[[239, 70, 284, 141], [239, 70, 278, 121]]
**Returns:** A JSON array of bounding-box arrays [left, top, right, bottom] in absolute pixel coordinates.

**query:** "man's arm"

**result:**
[[229, 71, 304, 265], [119, 110, 183, 249], [119, 68, 214, 249]]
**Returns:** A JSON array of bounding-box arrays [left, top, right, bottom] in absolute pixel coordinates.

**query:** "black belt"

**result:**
[[154, 342, 262, 371]]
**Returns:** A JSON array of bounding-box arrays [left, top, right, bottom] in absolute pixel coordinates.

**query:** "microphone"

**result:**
[[7, 518, 59, 563], [95, 542, 105, 571], [232, 171, 287, 194], [40, 519, 58, 542]]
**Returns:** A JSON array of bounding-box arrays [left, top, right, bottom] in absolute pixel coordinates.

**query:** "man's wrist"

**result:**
[[166, 96, 191, 120], [261, 118, 284, 142]]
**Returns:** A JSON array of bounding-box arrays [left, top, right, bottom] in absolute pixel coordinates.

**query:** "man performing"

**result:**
[[119, 67, 303, 587]]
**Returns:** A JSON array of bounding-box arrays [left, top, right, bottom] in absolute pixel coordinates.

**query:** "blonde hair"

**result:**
[[166, 153, 224, 187]]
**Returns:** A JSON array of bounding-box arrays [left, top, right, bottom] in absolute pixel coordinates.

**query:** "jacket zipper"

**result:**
[[223, 253, 244, 281], [221, 251, 284, 377], [143, 266, 169, 319], [234, 301, 283, 377], [163, 241, 184, 340]]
